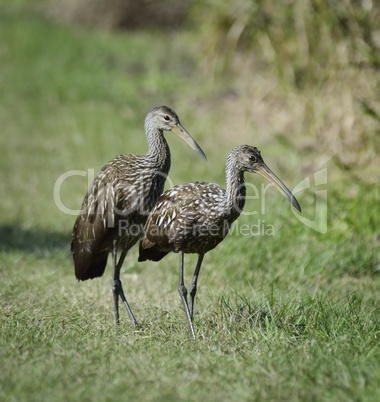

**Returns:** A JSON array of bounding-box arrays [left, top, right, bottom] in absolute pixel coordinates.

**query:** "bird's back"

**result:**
[[139, 181, 233, 261], [72, 154, 168, 280]]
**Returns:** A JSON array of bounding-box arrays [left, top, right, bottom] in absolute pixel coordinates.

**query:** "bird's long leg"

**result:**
[[117, 251, 137, 326], [189, 254, 204, 321], [111, 242, 137, 326], [178, 251, 196, 339], [111, 242, 120, 325]]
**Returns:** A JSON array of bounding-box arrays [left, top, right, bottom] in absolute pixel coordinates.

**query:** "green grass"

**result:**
[[1, 2, 379, 401]]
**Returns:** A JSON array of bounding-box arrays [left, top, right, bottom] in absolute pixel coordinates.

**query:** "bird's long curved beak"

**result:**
[[170, 124, 207, 161], [257, 163, 301, 212]]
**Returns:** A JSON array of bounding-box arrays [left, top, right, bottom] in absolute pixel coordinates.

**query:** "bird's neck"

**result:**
[[224, 160, 246, 221], [146, 127, 171, 173]]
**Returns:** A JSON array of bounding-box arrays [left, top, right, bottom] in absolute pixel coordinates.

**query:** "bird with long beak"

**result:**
[[139, 145, 301, 338], [72, 106, 206, 326]]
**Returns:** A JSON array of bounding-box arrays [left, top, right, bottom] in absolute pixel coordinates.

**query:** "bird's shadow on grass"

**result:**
[[0, 224, 70, 256]]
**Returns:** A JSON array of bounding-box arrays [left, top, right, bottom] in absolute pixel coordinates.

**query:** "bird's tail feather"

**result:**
[[74, 251, 108, 280], [138, 241, 168, 262]]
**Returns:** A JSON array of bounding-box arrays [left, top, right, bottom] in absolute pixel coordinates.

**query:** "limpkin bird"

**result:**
[[139, 145, 301, 338], [71, 106, 206, 326]]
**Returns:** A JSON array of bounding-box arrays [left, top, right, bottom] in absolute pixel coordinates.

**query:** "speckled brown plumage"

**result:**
[[71, 105, 206, 325], [139, 145, 301, 338]]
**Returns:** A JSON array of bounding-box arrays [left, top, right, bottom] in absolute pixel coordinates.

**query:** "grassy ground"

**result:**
[[1, 2, 379, 401]]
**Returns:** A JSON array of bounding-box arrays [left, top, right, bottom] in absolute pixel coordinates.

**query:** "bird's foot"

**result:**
[[112, 279, 137, 327]]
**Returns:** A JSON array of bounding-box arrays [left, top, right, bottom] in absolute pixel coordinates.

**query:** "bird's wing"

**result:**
[[72, 156, 143, 280], [140, 190, 177, 251], [141, 182, 225, 250], [71, 166, 118, 279]]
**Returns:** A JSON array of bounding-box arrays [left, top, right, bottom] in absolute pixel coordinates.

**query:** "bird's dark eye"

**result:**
[[164, 115, 170, 121], [249, 155, 256, 163]]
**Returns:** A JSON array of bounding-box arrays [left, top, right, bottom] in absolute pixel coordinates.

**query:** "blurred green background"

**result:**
[[0, 0, 379, 401]]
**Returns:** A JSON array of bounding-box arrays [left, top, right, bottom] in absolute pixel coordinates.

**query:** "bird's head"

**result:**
[[232, 145, 301, 212], [146, 106, 207, 160]]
